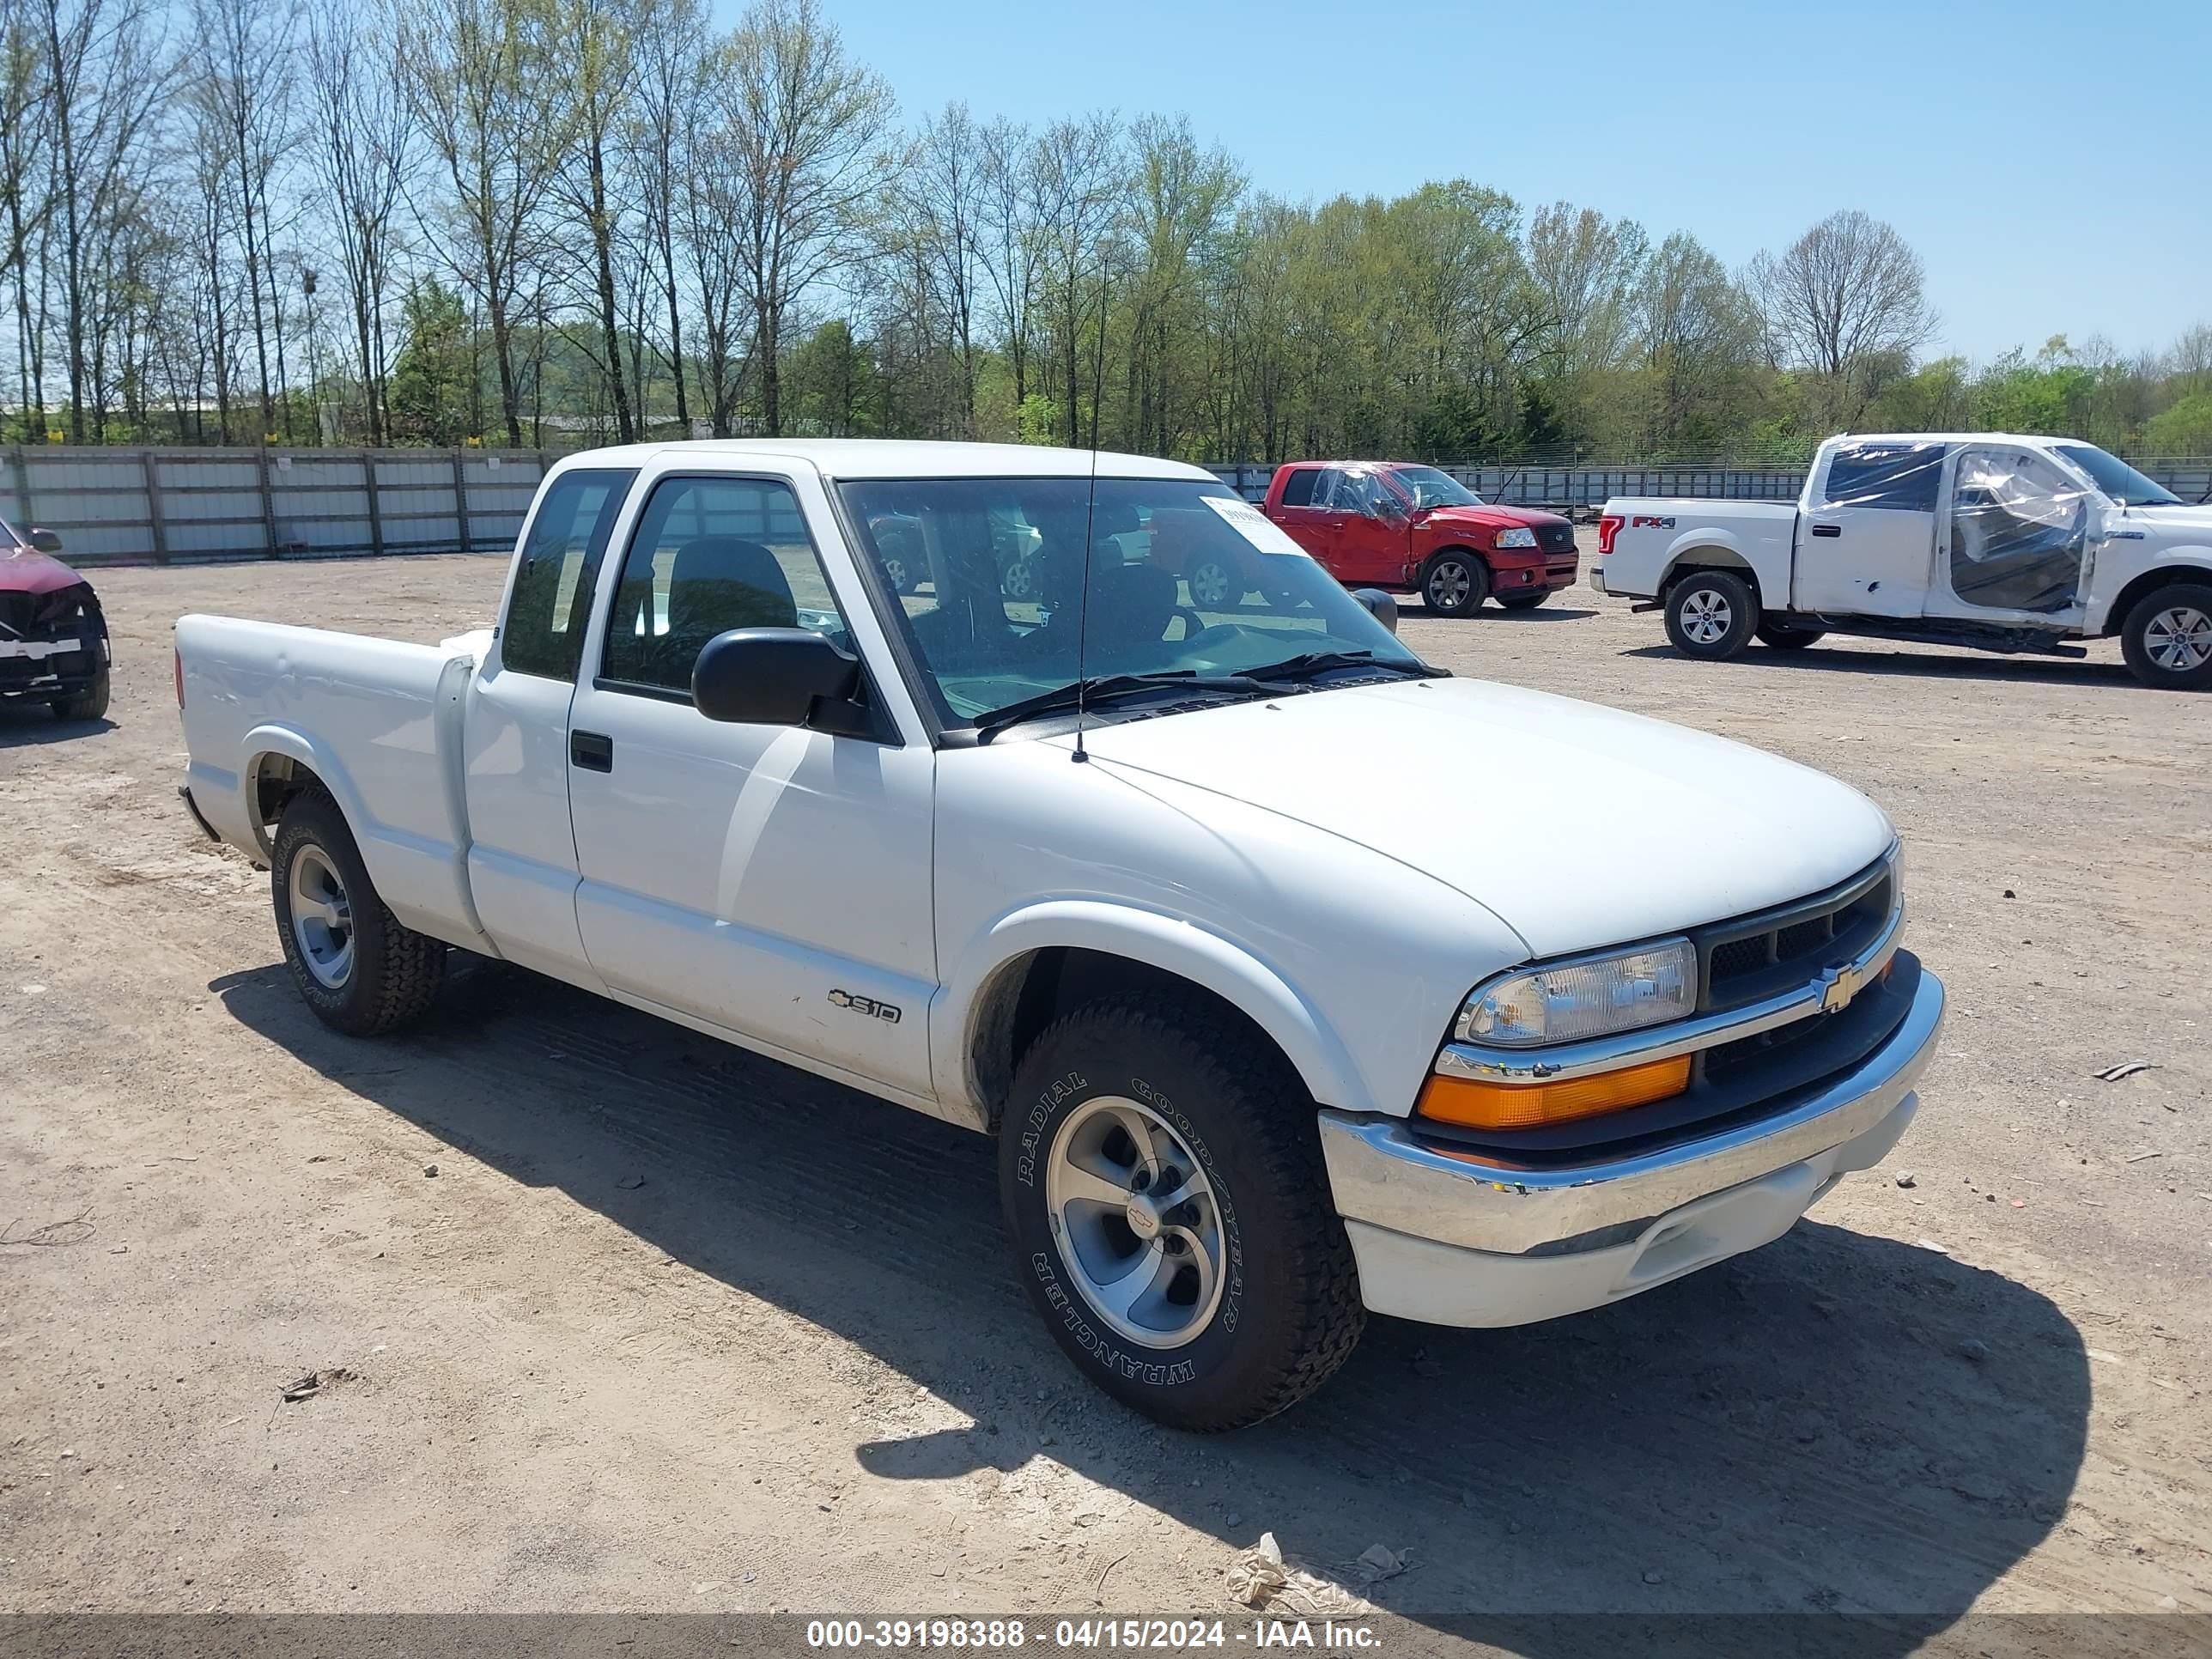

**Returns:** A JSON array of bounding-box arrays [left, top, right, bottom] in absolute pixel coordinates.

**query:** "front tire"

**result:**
[[52, 665, 110, 721], [1663, 568, 1758, 659], [999, 997, 1364, 1431], [1421, 551, 1487, 617], [2119, 582, 2212, 690], [272, 790, 446, 1036]]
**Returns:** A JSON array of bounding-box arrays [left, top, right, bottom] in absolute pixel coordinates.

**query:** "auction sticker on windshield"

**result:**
[[1202, 494, 1308, 556]]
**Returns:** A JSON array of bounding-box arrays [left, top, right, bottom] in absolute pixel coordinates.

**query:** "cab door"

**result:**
[[1265, 466, 1339, 571], [1790, 441, 1946, 619], [1326, 468, 1412, 586], [562, 463, 939, 1099], [461, 465, 636, 986], [1925, 444, 2094, 624]]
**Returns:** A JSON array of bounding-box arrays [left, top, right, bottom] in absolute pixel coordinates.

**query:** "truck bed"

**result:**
[[176, 615, 490, 952], [1598, 499, 1798, 605]]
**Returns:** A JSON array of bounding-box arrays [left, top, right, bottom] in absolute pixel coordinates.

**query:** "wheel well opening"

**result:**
[[971, 947, 1294, 1133], [252, 754, 328, 834], [1663, 550, 1752, 592], [2103, 566, 2212, 637]]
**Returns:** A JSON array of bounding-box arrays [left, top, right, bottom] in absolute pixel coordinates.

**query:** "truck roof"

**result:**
[[548, 438, 1220, 483], [1826, 432, 2087, 449]]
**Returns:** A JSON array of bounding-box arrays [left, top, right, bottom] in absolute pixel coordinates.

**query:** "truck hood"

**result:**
[[1419, 503, 1571, 536], [0, 548, 89, 596], [2124, 502, 2212, 538], [1063, 677, 1894, 959]]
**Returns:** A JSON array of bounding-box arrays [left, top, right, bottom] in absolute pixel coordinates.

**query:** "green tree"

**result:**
[[386, 279, 474, 443]]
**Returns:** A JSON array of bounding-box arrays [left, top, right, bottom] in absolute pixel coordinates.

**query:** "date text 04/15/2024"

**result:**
[[803, 1619, 1386, 1650]]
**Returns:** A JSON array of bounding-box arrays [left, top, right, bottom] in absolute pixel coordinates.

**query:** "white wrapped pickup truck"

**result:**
[[177, 440, 1943, 1429], [1595, 433, 2212, 689]]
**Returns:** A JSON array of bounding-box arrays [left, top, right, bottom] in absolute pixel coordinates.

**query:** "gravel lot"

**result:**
[[2, 546, 2207, 1648]]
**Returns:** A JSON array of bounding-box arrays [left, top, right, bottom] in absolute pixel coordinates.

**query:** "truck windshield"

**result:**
[[1387, 466, 1481, 509], [2051, 445, 2181, 507], [838, 477, 1425, 729]]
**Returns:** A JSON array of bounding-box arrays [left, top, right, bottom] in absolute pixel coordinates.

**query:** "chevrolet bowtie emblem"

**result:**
[[1819, 963, 1864, 1015]]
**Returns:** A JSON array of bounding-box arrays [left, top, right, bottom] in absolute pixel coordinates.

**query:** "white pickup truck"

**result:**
[[177, 440, 1943, 1429], [1594, 432, 2212, 689]]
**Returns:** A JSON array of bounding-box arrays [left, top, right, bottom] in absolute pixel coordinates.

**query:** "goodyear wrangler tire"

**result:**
[[271, 789, 447, 1037], [999, 996, 1365, 1431]]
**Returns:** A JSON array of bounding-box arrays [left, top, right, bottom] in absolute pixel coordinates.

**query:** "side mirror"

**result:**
[[692, 627, 861, 728], [27, 526, 62, 553], [1352, 588, 1400, 635]]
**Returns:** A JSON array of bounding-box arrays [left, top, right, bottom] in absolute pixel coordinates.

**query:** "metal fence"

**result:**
[[7, 445, 2207, 568], [2, 447, 550, 567], [1208, 459, 2212, 509]]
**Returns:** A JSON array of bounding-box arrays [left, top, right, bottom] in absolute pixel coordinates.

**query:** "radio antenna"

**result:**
[[1071, 435, 1098, 763]]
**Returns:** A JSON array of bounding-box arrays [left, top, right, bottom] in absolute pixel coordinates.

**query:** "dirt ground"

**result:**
[[2, 547, 2208, 1650]]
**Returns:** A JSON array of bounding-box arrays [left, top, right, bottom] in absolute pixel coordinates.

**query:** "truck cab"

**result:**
[[1595, 433, 2212, 689], [1262, 462, 1578, 617]]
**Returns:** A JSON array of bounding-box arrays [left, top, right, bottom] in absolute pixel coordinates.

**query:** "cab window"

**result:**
[[1277, 468, 1320, 508], [599, 475, 848, 696], [1820, 444, 1944, 513], [500, 468, 635, 681]]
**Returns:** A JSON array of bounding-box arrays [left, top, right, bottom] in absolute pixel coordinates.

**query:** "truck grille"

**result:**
[[1537, 522, 1576, 553], [1692, 855, 1898, 1014], [0, 592, 33, 639]]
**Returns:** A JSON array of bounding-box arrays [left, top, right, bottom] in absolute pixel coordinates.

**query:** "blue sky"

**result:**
[[779, 0, 2209, 365]]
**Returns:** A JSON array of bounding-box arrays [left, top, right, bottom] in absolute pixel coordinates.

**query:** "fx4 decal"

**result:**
[[1632, 514, 1676, 529]]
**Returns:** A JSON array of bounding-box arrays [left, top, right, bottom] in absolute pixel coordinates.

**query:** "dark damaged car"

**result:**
[[1, 518, 112, 721]]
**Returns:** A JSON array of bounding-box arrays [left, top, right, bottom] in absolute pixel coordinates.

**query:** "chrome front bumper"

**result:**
[[1317, 966, 1944, 1261]]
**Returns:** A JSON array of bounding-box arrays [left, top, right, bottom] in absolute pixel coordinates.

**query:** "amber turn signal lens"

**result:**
[[1416, 1054, 1692, 1131]]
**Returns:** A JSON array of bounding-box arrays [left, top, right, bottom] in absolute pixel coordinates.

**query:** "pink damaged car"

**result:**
[[1, 517, 111, 722]]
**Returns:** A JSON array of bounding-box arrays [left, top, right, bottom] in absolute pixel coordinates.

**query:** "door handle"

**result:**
[[570, 730, 613, 772], [1810, 523, 1842, 538]]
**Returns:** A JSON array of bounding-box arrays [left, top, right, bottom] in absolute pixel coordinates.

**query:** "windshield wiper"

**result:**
[[1242, 650, 1450, 684], [973, 671, 1268, 740]]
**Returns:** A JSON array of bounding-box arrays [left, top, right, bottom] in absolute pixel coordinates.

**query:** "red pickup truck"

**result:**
[[1260, 462, 1579, 617]]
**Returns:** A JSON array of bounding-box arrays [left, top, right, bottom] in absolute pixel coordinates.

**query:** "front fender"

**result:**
[[932, 899, 1375, 1130]]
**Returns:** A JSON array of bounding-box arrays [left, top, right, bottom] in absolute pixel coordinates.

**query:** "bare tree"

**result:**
[[305, 2, 413, 444], [35, 0, 171, 441], [630, 0, 706, 432], [1750, 209, 1936, 405], [396, 0, 569, 445], [550, 0, 641, 441], [2, 0, 58, 435], [1030, 112, 1122, 447], [975, 114, 1040, 416], [718, 0, 894, 436], [191, 0, 295, 438]]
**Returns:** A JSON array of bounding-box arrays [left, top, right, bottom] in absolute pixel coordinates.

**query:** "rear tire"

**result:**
[[1756, 621, 1826, 651], [1496, 588, 1551, 612], [2119, 582, 2212, 690], [271, 789, 446, 1036], [1421, 551, 1487, 618], [999, 996, 1365, 1431], [1663, 568, 1758, 659], [52, 665, 110, 721]]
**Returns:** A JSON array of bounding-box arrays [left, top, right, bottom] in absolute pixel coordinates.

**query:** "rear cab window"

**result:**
[[1276, 468, 1320, 509], [1819, 443, 1946, 514], [501, 468, 637, 680]]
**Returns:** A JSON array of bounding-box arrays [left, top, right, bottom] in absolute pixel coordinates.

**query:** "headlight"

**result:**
[[1455, 939, 1696, 1047], [1493, 527, 1538, 550]]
